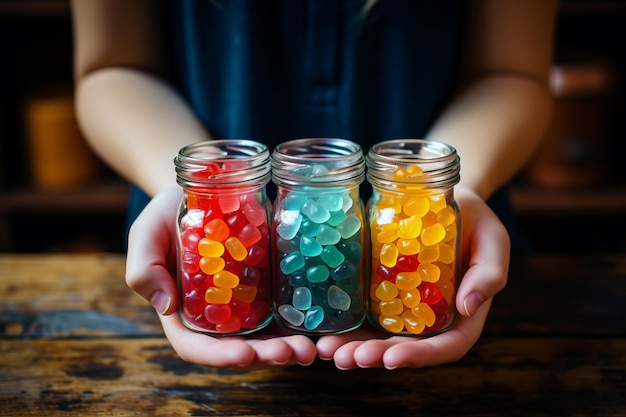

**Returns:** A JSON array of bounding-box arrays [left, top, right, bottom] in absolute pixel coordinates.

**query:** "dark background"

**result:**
[[1, 0, 625, 253]]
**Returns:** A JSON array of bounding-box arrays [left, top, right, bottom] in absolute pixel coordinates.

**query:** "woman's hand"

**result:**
[[316, 188, 510, 369], [125, 187, 318, 369]]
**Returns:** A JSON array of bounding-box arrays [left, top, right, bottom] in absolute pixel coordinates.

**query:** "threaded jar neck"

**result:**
[[366, 139, 460, 192], [271, 138, 365, 188], [174, 140, 270, 188]]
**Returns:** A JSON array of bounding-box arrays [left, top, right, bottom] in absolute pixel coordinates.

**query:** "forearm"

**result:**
[[426, 73, 552, 200], [75, 68, 211, 197]]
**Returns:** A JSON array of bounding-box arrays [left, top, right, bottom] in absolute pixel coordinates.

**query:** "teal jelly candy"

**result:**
[[280, 252, 305, 275], [304, 305, 325, 330], [300, 235, 323, 257], [338, 241, 362, 264], [288, 269, 308, 287], [336, 275, 359, 293], [307, 265, 330, 283], [302, 199, 330, 224], [342, 194, 354, 212], [282, 192, 307, 210], [328, 285, 351, 311], [316, 224, 341, 245], [299, 217, 321, 237], [277, 236, 300, 254], [278, 304, 305, 326], [292, 286, 312, 310], [320, 246, 345, 268], [331, 261, 357, 281], [327, 210, 346, 226], [317, 194, 344, 212], [336, 215, 361, 239], [310, 282, 330, 309], [311, 164, 328, 175], [276, 210, 303, 240]]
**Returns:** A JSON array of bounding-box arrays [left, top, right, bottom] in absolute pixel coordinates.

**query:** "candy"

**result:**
[[368, 165, 458, 335], [179, 189, 271, 334], [273, 187, 364, 333]]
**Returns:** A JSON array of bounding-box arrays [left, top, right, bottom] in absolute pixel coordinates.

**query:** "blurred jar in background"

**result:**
[[23, 87, 103, 190], [525, 55, 618, 189]]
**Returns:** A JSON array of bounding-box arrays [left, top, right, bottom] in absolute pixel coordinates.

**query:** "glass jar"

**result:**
[[271, 138, 367, 334], [366, 139, 461, 336], [174, 140, 273, 335]]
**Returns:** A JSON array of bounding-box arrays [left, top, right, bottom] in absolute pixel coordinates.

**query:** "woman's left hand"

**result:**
[[316, 188, 510, 369]]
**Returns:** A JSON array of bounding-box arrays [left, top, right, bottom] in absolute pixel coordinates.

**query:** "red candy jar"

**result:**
[[174, 140, 272, 335]]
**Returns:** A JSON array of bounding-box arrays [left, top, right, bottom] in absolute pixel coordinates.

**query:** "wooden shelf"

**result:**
[[0, 179, 131, 214], [510, 185, 626, 216]]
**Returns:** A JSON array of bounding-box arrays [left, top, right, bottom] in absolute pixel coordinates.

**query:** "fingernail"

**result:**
[[463, 292, 484, 317], [150, 291, 171, 315]]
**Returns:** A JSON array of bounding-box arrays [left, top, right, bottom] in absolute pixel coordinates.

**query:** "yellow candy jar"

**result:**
[[365, 139, 461, 336]]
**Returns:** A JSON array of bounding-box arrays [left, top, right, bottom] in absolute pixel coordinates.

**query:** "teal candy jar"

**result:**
[[270, 138, 367, 334]]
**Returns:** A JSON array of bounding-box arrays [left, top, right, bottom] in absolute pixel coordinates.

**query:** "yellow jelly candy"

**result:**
[[224, 236, 247, 261], [198, 238, 225, 258], [418, 263, 440, 283], [421, 223, 446, 246], [379, 243, 399, 267], [400, 288, 421, 308], [395, 271, 422, 291], [437, 206, 456, 227], [199, 256, 225, 275], [404, 197, 430, 217], [213, 270, 239, 288], [205, 286, 232, 304], [378, 195, 402, 214], [438, 242, 455, 264], [375, 280, 399, 301], [402, 310, 426, 335], [376, 223, 399, 244], [397, 216, 421, 239], [418, 244, 440, 263], [396, 238, 420, 255], [428, 194, 447, 213], [379, 298, 404, 316], [412, 302, 436, 327], [379, 315, 404, 333]]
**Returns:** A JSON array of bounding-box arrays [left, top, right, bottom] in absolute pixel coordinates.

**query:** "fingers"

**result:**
[[126, 187, 182, 315], [456, 191, 510, 317], [316, 300, 491, 370], [159, 314, 257, 368], [381, 299, 491, 369]]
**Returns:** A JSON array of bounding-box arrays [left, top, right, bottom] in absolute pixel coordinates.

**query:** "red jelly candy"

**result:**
[[241, 300, 268, 329], [181, 251, 201, 274], [216, 315, 242, 333], [238, 224, 262, 247], [181, 229, 202, 252], [419, 282, 443, 305], [223, 212, 247, 236], [375, 264, 398, 284], [183, 289, 206, 317], [242, 200, 267, 227], [183, 271, 211, 290], [229, 300, 251, 319], [245, 245, 267, 266], [204, 304, 232, 324], [240, 265, 261, 287], [396, 255, 418, 272]]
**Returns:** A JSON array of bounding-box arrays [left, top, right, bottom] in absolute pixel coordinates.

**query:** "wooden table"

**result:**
[[1, 253, 625, 416]]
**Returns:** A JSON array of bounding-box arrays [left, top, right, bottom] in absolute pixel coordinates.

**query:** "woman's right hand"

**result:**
[[125, 186, 318, 369]]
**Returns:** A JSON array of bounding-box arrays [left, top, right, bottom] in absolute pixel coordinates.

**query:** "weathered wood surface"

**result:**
[[0, 253, 625, 416]]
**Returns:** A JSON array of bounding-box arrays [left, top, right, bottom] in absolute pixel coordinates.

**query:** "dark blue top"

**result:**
[[169, 0, 463, 151], [126, 0, 529, 252]]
